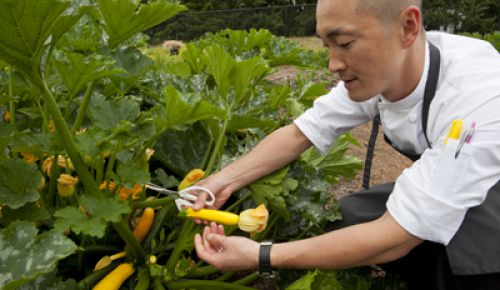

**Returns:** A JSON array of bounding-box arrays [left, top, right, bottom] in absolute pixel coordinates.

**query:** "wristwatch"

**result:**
[[258, 240, 275, 278]]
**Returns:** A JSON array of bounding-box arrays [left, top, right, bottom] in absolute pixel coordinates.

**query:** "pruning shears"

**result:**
[[145, 183, 215, 211]]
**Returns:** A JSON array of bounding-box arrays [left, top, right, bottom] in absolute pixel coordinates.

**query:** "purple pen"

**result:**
[[464, 122, 476, 144]]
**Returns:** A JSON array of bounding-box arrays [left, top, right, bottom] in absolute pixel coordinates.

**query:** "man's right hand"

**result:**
[[192, 174, 233, 210]]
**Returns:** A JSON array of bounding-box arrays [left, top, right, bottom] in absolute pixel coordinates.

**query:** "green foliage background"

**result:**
[[147, 0, 500, 43]]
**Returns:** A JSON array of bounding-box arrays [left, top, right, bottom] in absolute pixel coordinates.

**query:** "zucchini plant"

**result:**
[[0, 0, 362, 289]]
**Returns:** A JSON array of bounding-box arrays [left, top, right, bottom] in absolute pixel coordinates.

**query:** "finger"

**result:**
[[202, 226, 217, 253], [194, 234, 211, 262], [217, 224, 225, 235], [210, 222, 218, 234], [206, 233, 226, 252], [193, 192, 208, 210]]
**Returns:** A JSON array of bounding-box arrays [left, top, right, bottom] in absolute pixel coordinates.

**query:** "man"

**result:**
[[191, 0, 500, 289]]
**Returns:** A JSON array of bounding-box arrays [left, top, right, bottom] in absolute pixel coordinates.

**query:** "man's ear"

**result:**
[[399, 6, 422, 48]]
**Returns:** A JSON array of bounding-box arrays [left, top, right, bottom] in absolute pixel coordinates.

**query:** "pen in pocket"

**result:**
[[455, 122, 476, 158]]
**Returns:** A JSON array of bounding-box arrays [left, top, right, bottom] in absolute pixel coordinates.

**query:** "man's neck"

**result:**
[[383, 38, 426, 102]]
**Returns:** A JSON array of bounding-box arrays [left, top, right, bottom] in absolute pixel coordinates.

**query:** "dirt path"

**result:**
[[269, 62, 413, 197]]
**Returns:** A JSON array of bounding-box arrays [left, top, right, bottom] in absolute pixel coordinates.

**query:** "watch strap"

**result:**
[[258, 240, 274, 278]]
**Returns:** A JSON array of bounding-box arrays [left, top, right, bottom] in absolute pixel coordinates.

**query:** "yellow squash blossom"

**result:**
[[183, 204, 269, 235], [48, 119, 56, 133], [118, 184, 143, 201], [20, 152, 38, 164], [238, 204, 269, 234], [57, 174, 79, 197], [145, 148, 155, 160], [178, 169, 205, 190], [100, 180, 117, 191], [42, 156, 75, 175]]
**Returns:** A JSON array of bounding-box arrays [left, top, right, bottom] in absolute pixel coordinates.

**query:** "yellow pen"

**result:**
[[444, 119, 463, 144]]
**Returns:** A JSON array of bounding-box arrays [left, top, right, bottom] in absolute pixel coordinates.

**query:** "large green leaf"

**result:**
[[54, 195, 130, 238], [160, 86, 224, 129], [17, 271, 78, 290], [1, 203, 50, 225], [0, 221, 77, 290], [249, 167, 298, 218], [203, 46, 235, 100], [0, 123, 15, 154], [301, 134, 362, 184], [97, 0, 186, 49], [153, 123, 210, 176], [231, 56, 270, 106], [88, 94, 140, 131], [286, 270, 343, 290], [0, 0, 75, 80], [0, 158, 42, 209], [116, 158, 150, 188], [53, 51, 124, 97]]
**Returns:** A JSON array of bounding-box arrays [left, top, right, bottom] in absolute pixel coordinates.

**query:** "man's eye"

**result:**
[[338, 41, 354, 49]]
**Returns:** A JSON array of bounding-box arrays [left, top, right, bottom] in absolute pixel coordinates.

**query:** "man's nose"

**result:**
[[328, 51, 347, 73]]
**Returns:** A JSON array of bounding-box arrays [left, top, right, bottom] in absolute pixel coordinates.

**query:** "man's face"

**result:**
[[316, 0, 403, 102]]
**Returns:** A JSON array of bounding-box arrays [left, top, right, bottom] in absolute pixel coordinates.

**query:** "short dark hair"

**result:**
[[357, 0, 423, 23]]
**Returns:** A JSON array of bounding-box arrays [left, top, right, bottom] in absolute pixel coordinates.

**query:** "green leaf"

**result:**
[[54, 195, 130, 237], [1, 203, 50, 225], [0, 158, 42, 209], [97, 0, 186, 49], [227, 115, 276, 132], [231, 56, 270, 106], [301, 134, 362, 184], [53, 51, 124, 97], [0, 221, 77, 290], [249, 167, 298, 218], [116, 158, 150, 188], [108, 47, 154, 92], [0, 0, 74, 80], [88, 94, 140, 131], [153, 123, 210, 176], [203, 46, 235, 100], [53, 207, 106, 237], [17, 271, 78, 290], [285, 270, 319, 290], [161, 86, 224, 129], [0, 123, 15, 154]]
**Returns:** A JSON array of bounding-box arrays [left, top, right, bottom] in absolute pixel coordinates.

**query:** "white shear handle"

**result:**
[[175, 185, 215, 211]]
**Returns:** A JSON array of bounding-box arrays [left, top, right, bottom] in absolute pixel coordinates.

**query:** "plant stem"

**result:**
[[112, 220, 146, 264], [215, 271, 235, 281], [72, 81, 95, 133], [142, 202, 176, 252], [133, 197, 175, 209], [185, 265, 219, 278], [205, 118, 229, 175], [233, 272, 259, 286], [47, 154, 61, 209], [78, 262, 118, 290], [7, 66, 16, 126], [166, 279, 256, 290], [166, 221, 197, 273]]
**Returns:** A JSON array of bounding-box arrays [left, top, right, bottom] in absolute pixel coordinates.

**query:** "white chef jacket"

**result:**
[[294, 32, 500, 245]]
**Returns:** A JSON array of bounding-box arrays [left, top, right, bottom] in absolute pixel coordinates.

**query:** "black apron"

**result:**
[[362, 43, 500, 275]]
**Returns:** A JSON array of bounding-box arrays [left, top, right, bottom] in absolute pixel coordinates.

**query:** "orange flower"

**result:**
[[100, 181, 117, 191], [57, 174, 79, 197], [20, 152, 38, 164], [5, 111, 11, 122], [118, 184, 143, 201], [178, 169, 205, 190]]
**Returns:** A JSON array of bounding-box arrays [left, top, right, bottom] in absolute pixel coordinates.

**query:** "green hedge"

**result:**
[[461, 31, 500, 51]]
